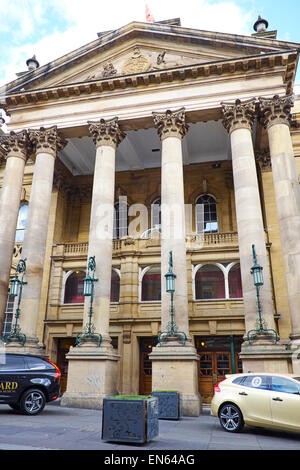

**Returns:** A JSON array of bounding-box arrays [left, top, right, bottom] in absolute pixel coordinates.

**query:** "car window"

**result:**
[[25, 356, 53, 370], [232, 377, 245, 385], [0, 355, 26, 371], [271, 376, 300, 394], [243, 375, 269, 390]]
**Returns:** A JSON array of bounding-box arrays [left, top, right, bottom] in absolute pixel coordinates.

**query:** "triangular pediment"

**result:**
[[1, 20, 299, 95]]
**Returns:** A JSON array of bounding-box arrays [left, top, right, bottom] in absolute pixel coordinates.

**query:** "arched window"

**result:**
[[195, 194, 218, 234], [151, 197, 161, 229], [228, 263, 243, 298], [195, 264, 225, 299], [111, 269, 120, 302], [64, 271, 85, 304], [113, 200, 128, 239], [15, 203, 28, 242], [141, 266, 161, 301]]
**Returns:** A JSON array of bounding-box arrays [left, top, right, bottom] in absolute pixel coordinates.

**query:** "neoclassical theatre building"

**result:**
[[0, 17, 300, 414]]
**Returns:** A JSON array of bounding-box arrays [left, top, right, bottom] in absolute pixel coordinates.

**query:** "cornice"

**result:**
[[1, 50, 297, 111]]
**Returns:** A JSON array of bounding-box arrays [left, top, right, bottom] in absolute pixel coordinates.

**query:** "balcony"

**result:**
[[12, 232, 240, 264], [49, 232, 239, 259]]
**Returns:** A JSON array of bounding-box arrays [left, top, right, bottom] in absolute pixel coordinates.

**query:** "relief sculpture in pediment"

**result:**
[[87, 62, 117, 80], [153, 50, 182, 69], [122, 47, 151, 74]]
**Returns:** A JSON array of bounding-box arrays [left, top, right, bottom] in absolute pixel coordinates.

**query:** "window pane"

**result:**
[[195, 265, 225, 299], [110, 270, 120, 302], [15, 204, 28, 242], [272, 376, 300, 394], [243, 375, 269, 390], [114, 200, 128, 239], [64, 271, 85, 303], [0, 355, 26, 371], [25, 356, 53, 370], [142, 267, 161, 301], [196, 195, 218, 234], [228, 264, 243, 298], [151, 198, 161, 228]]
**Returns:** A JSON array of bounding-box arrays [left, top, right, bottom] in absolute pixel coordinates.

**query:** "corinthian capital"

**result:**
[[153, 108, 189, 141], [258, 94, 294, 129], [88, 117, 126, 149], [221, 98, 256, 134], [28, 126, 67, 157], [0, 130, 30, 161]]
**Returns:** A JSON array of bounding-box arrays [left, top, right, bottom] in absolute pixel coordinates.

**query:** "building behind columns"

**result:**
[[0, 17, 300, 406]]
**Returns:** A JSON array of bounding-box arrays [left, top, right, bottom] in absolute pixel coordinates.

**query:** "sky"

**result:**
[[0, 0, 300, 89]]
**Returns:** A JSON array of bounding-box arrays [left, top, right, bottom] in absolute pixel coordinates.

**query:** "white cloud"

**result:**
[[0, 0, 254, 87]]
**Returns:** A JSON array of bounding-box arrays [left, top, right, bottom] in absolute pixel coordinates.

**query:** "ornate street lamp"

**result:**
[[76, 256, 102, 347], [4, 258, 27, 346], [246, 245, 278, 344], [158, 251, 187, 346]]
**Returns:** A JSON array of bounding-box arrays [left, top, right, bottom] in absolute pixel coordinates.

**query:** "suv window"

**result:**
[[271, 376, 300, 394], [0, 355, 27, 371], [25, 356, 53, 370], [243, 375, 269, 390]]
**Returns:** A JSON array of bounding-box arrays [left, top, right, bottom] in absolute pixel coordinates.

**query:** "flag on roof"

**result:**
[[145, 3, 155, 23]]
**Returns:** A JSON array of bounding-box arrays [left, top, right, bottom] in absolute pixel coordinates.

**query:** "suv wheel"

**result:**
[[218, 403, 244, 433], [20, 389, 46, 415]]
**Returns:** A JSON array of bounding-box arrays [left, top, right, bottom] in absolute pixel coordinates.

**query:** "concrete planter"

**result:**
[[151, 391, 182, 420], [102, 395, 159, 443]]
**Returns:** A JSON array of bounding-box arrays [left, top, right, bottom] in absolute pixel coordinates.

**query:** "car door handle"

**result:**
[[272, 397, 283, 402], [239, 392, 248, 396]]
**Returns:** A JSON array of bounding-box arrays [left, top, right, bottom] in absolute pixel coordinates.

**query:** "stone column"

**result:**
[[150, 109, 201, 416], [222, 99, 289, 373], [61, 118, 124, 410], [12, 126, 66, 353], [0, 131, 29, 337], [259, 95, 300, 364], [84, 118, 126, 347]]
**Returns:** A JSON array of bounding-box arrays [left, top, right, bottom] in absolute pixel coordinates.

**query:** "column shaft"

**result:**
[[260, 95, 300, 339], [0, 132, 28, 335], [85, 118, 125, 346], [222, 99, 276, 337], [15, 127, 66, 348], [153, 108, 190, 339], [161, 135, 189, 334]]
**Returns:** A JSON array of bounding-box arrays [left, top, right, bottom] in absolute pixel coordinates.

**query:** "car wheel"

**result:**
[[20, 389, 46, 415], [218, 403, 244, 433]]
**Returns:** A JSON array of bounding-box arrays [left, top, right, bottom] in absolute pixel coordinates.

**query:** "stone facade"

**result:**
[[0, 18, 300, 410]]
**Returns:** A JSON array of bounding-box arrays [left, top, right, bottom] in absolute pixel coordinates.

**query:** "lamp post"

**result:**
[[3, 258, 27, 346], [158, 251, 187, 346], [247, 244, 278, 344], [76, 256, 102, 347]]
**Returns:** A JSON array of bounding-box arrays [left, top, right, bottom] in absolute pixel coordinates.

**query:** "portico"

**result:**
[[0, 18, 300, 408]]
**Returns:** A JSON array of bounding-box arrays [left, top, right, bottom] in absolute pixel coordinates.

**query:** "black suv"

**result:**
[[0, 353, 60, 415]]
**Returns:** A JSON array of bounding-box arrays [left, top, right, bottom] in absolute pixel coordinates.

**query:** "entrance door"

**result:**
[[139, 337, 157, 395], [56, 338, 76, 395], [196, 336, 243, 403]]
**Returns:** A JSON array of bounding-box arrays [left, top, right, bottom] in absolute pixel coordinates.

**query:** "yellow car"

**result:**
[[211, 373, 300, 433]]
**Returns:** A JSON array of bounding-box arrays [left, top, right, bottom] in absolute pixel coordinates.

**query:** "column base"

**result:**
[[288, 336, 300, 374], [240, 338, 291, 373], [149, 340, 202, 417], [60, 343, 120, 410], [4, 336, 46, 356]]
